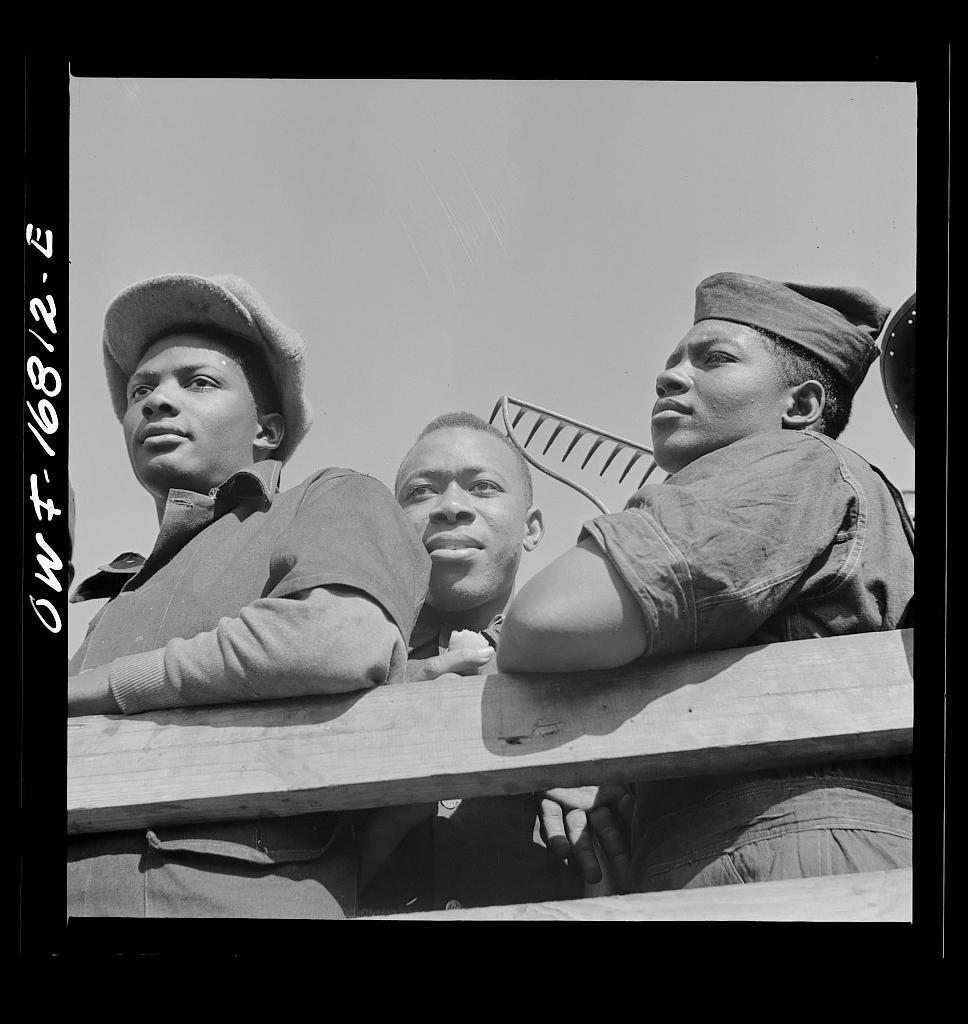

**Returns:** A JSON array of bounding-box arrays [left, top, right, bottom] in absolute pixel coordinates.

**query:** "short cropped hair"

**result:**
[[758, 329, 853, 439], [396, 411, 534, 507], [152, 324, 282, 418]]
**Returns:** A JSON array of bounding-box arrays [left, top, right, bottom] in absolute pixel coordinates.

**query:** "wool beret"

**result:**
[[103, 274, 313, 463], [694, 272, 892, 394]]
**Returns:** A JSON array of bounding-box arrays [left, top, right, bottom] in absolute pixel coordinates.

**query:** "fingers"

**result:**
[[587, 806, 632, 893], [541, 785, 635, 822], [475, 649, 498, 675], [589, 784, 633, 814], [539, 797, 573, 866], [406, 647, 493, 682], [542, 786, 601, 811], [538, 784, 636, 889], [435, 647, 494, 678], [617, 789, 635, 828], [564, 808, 603, 885]]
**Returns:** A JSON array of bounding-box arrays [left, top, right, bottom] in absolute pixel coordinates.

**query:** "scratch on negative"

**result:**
[[389, 197, 432, 286], [448, 145, 509, 255], [416, 157, 476, 267]]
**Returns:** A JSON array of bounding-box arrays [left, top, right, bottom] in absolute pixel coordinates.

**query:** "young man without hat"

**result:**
[[355, 412, 593, 912], [67, 274, 430, 918], [498, 272, 914, 891]]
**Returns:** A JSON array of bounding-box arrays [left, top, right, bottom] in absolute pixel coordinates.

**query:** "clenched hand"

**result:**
[[539, 785, 635, 892]]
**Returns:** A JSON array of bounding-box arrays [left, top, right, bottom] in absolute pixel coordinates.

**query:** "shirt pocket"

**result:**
[[146, 813, 346, 866]]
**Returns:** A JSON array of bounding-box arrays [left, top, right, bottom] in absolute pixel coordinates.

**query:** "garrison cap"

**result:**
[[694, 272, 892, 395], [103, 274, 313, 463]]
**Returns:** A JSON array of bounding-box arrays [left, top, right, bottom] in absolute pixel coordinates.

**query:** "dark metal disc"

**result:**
[[880, 292, 915, 447]]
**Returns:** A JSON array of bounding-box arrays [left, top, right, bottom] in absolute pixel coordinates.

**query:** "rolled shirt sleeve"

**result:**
[[109, 587, 412, 712], [94, 469, 430, 714], [264, 471, 428, 641], [580, 431, 864, 657]]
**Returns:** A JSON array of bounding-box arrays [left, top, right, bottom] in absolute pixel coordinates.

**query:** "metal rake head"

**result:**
[[488, 395, 657, 514]]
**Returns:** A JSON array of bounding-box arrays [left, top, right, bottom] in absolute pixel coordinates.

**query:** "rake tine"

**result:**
[[562, 429, 589, 462], [638, 461, 660, 488], [580, 436, 606, 470], [523, 415, 549, 449], [542, 422, 567, 455], [489, 396, 656, 515], [499, 403, 609, 514], [500, 395, 653, 455], [599, 442, 627, 477], [618, 449, 646, 484]]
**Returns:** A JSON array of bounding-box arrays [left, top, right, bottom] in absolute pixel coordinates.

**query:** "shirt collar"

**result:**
[[211, 459, 282, 504], [69, 460, 283, 604], [409, 613, 504, 657]]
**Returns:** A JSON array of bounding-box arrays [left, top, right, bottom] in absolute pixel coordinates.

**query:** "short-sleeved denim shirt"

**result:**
[[581, 430, 913, 656], [580, 430, 914, 878]]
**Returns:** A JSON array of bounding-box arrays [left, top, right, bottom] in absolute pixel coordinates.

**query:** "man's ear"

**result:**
[[254, 413, 286, 454], [782, 381, 824, 431], [523, 507, 544, 552]]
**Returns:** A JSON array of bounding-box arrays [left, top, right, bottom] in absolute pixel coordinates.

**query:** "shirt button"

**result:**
[[444, 899, 463, 911]]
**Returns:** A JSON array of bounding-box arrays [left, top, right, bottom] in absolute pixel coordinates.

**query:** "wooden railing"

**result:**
[[67, 629, 914, 920]]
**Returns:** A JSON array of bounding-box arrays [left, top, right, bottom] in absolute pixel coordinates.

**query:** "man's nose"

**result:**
[[655, 366, 690, 398], [141, 385, 179, 417], [429, 483, 476, 523]]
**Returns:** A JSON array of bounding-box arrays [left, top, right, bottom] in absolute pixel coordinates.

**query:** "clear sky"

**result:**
[[67, 78, 917, 656]]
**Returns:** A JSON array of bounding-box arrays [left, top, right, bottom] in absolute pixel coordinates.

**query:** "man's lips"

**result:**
[[140, 423, 189, 444], [651, 398, 691, 418], [425, 534, 483, 554]]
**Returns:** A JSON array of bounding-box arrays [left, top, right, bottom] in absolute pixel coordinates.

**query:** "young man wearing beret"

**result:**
[[67, 274, 430, 918], [499, 272, 914, 891]]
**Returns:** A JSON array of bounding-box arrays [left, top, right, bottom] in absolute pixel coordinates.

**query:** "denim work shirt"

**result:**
[[68, 460, 430, 913], [580, 430, 914, 860]]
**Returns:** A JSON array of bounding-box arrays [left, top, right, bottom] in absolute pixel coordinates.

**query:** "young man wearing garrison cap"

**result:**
[[67, 274, 430, 918], [499, 272, 914, 891]]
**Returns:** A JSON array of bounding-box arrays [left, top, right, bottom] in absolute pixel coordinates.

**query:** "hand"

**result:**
[[67, 665, 120, 717], [538, 785, 635, 892], [406, 646, 495, 682]]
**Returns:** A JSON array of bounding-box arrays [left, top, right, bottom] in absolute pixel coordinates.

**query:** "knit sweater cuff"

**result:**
[[109, 648, 182, 714]]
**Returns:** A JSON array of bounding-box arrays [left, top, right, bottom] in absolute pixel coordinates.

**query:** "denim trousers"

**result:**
[[632, 775, 912, 891]]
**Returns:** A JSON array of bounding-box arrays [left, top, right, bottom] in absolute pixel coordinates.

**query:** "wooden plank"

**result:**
[[361, 868, 913, 922], [68, 629, 913, 834]]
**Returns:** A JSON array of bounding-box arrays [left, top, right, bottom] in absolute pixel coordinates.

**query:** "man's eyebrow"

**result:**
[[127, 367, 160, 388], [398, 463, 510, 483], [128, 360, 226, 386], [665, 334, 738, 368]]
